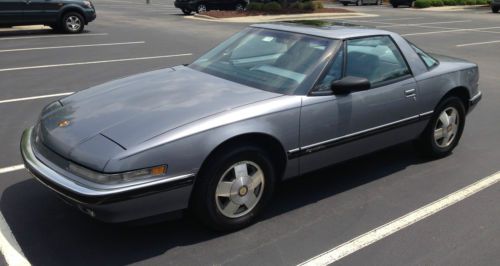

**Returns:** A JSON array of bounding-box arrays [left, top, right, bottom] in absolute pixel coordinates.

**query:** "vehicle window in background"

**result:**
[[409, 42, 439, 69], [346, 36, 410, 85], [190, 28, 336, 94], [315, 48, 344, 91]]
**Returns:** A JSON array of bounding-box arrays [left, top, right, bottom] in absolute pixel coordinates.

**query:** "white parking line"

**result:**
[[0, 211, 30, 266], [0, 93, 74, 104], [0, 53, 192, 72], [0, 33, 108, 41], [379, 20, 471, 28], [298, 171, 500, 266], [456, 40, 500, 47], [402, 26, 500, 36], [0, 41, 145, 53], [0, 165, 25, 174]]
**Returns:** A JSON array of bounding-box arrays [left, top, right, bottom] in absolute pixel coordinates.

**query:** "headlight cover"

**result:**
[[68, 163, 167, 185]]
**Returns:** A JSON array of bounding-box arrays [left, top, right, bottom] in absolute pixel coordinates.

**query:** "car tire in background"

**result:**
[[356, 0, 362, 5], [191, 145, 276, 231], [417, 96, 466, 158], [392, 3, 399, 7], [493, 7, 499, 13], [342, 2, 349, 5], [235, 2, 245, 11], [61, 12, 84, 34], [182, 9, 192, 14], [196, 3, 207, 13]]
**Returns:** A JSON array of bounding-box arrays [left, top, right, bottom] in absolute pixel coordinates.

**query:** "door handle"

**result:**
[[404, 88, 416, 98]]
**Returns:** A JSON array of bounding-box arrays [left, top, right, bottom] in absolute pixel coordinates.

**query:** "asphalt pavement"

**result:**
[[0, 1, 499, 265]]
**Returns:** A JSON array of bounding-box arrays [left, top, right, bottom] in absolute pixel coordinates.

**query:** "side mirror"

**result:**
[[331, 76, 371, 94]]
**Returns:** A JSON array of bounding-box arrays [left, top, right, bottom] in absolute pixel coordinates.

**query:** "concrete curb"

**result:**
[[186, 12, 378, 23], [0, 25, 51, 32]]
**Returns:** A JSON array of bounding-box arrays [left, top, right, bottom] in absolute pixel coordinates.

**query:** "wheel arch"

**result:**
[[197, 133, 288, 183], [439, 86, 470, 113], [58, 6, 86, 23]]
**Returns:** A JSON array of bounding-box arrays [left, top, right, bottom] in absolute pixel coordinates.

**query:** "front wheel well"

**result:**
[[440, 87, 470, 113], [59, 9, 86, 24], [197, 133, 288, 183]]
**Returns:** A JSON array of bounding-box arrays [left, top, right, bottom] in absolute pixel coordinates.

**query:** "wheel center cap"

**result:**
[[238, 186, 248, 197]]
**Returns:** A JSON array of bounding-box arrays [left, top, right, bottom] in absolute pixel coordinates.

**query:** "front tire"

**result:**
[[61, 12, 84, 34], [196, 3, 207, 13], [191, 145, 275, 231], [417, 96, 466, 158]]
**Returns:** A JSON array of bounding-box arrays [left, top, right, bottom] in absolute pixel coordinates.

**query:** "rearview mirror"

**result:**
[[331, 76, 371, 94]]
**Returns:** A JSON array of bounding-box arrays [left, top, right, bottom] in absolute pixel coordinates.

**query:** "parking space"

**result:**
[[1, 1, 499, 265]]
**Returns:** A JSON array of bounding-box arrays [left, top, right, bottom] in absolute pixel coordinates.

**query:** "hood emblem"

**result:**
[[57, 120, 71, 128]]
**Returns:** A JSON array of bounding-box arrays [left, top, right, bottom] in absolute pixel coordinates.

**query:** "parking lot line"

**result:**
[[379, 20, 471, 28], [0, 165, 24, 175], [0, 53, 192, 72], [457, 40, 500, 47], [0, 33, 108, 41], [298, 171, 500, 266], [0, 211, 30, 266], [402, 27, 500, 37], [0, 92, 74, 104], [0, 41, 145, 53]]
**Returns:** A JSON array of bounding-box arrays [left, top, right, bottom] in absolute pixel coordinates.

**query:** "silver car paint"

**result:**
[[22, 24, 480, 222]]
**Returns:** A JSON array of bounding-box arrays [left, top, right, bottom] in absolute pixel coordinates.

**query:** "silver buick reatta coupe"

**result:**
[[21, 23, 482, 231]]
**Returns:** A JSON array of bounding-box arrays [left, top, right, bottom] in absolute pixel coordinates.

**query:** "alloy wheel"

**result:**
[[215, 161, 264, 218], [433, 107, 459, 148], [65, 15, 81, 32]]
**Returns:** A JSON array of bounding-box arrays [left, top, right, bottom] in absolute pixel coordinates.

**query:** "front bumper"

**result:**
[[83, 9, 97, 23], [20, 127, 194, 222]]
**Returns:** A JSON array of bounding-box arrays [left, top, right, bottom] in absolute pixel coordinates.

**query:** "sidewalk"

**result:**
[[187, 12, 377, 23]]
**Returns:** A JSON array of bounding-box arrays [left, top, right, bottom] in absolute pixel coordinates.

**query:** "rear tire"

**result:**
[[191, 145, 276, 231], [493, 7, 499, 13], [60, 12, 84, 34], [416, 96, 466, 158]]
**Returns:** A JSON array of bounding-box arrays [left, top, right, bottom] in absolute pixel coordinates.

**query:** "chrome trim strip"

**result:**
[[288, 111, 434, 154], [301, 115, 420, 151], [21, 127, 194, 198], [419, 110, 434, 117], [470, 91, 482, 102]]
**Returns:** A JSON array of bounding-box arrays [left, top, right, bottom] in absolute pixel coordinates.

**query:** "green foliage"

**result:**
[[414, 0, 432, 7], [289, 1, 305, 9], [464, 0, 476, 4], [262, 1, 282, 11], [314, 1, 324, 9], [476, 0, 488, 4], [454, 0, 465, 4], [247, 2, 264, 10], [443, 0, 456, 5], [430, 0, 444, 6], [302, 1, 315, 10]]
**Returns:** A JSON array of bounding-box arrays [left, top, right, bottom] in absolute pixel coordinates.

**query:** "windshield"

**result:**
[[190, 28, 337, 94]]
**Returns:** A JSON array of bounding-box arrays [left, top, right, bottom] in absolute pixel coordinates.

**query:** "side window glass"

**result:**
[[409, 43, 438, 69], [346, 36, 410, 85], [315, 48, 344, 91]]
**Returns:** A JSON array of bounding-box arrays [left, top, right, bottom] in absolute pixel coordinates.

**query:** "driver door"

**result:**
[[298, 35, 420, 173]]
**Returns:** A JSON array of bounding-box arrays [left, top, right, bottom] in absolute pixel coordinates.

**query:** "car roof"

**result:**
[[250, 23, 395, 40]]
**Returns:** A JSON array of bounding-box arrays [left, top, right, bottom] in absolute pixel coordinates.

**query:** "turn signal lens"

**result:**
[[151, 165, 167, 176]]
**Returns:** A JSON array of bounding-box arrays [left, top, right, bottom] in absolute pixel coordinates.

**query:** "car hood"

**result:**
[[39, 66, 281, 170]]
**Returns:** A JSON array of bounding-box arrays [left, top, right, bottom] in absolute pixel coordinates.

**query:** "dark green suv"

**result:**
[[492, 0, 500, 13], [0, 0, 96, 33]]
